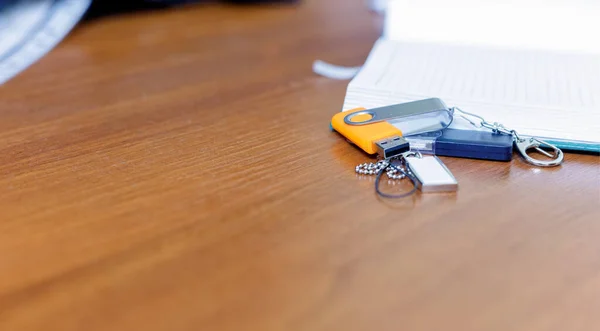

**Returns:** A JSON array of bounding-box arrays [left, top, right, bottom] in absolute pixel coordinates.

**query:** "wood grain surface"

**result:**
[[1, 1, 599, 330]]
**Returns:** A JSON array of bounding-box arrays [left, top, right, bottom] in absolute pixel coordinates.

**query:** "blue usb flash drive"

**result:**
[[405, 129, 514, 161]]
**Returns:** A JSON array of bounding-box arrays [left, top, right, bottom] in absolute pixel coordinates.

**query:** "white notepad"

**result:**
[[343, 0, 600, 151]]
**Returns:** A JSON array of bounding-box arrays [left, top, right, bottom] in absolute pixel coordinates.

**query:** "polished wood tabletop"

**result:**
[[1, 1, 599, 330]]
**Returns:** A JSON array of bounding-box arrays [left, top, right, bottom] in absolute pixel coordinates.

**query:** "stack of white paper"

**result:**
[[344, 0, 600, 151]]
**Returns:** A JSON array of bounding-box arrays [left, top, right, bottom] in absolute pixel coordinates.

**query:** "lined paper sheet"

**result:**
[[344, 40, 600, 146]]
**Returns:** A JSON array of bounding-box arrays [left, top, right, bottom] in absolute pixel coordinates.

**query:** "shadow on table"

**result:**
[[83, 0, 299, 20]]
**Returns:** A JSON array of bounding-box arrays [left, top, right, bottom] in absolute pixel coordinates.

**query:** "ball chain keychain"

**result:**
[[355, 152, 421, 198], [355, 159, 405, 179]]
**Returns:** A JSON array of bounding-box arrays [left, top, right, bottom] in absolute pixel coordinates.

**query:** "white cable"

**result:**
[[312, 60, 362, 80]]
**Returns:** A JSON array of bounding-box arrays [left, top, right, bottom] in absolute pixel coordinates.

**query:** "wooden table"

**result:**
[[1, 1, 599, 330]]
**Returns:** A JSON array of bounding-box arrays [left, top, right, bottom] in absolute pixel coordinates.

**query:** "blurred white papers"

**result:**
[[384, 0, 600, 54]]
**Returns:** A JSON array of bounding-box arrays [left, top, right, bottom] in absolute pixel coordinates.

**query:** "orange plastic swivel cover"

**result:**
[[331, 107, 403, 155]]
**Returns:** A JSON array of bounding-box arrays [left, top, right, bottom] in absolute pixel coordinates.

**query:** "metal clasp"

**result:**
[[514, 137, 564, 167]]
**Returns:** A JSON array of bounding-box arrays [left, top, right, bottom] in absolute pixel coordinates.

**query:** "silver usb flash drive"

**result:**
[[405, 156, 458, 193]]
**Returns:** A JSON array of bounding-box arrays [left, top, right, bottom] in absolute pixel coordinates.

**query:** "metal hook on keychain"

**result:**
[[451, 108, 564, 167]]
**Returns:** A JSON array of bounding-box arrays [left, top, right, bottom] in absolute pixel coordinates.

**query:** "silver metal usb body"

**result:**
[[405, 156, 458, 192], [343, 98, 453, 136]]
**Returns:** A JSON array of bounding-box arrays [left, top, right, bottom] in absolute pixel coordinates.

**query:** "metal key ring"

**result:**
[[514, 137, 564, 167]]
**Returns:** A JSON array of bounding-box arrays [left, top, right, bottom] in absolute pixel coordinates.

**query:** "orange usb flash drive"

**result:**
[[331, 98, 453, 159], [331, 107, 408, 159]]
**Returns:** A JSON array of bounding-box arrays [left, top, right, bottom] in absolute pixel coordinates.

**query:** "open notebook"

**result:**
[[343, 0, 600, 152]]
